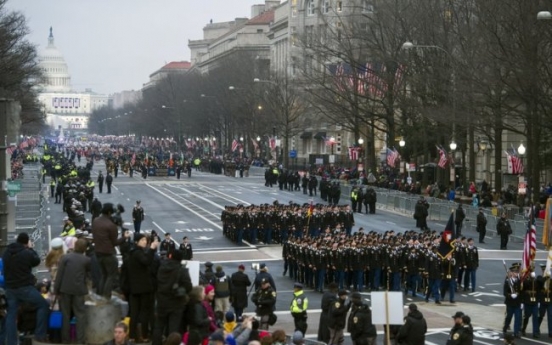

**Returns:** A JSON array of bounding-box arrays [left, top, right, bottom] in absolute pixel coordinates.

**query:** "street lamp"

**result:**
[[399, 139, 405, 148], [329, 136, 336, 155], [517, 143, 526, 155], [538, 11, 552, 20], [449, 141, 457, 151]]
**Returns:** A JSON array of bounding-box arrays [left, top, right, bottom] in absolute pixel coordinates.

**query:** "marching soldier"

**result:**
[[440, 251, 458, 304], [537, 264, 552, 338], [503, 263, 522, 338], [425, 246, 442, 304], [463, 238, 479, 293], [521, 268, 540, 338]]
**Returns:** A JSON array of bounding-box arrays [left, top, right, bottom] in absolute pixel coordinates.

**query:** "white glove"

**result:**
[[531, 272, 536, 278], [511, 293, 517, 299]]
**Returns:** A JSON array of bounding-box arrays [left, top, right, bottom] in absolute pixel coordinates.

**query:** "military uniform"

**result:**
[[252, 278, 276, 330]]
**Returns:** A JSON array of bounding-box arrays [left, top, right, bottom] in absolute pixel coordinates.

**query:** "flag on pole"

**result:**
[[386, 148, 398, 167], [438, 212, 456, 258], [307, 200, 314, 218], [521, 207, 537, 281], [348, 147, 360, 160], [231, 139, 239, 152], [269, 137, 276, 150], [437, 146, 448, 169]]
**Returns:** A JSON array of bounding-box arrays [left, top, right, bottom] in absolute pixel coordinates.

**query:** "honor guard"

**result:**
[[537, 264, 552, 338], [521, 268, 540, 338], [503, 263, 522, 338]]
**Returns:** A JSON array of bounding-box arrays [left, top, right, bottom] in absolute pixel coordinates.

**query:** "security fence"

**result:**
[[371, 187, 537, 241]]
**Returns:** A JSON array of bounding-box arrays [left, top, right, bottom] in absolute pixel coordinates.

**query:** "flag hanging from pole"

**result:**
[[521, 206, 537, 281], [231, 139, 239, 152], [437, 146, 448, 169]]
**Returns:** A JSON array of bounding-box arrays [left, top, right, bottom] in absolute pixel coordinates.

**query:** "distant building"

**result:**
[[37, 27, 110, 131], [142, 61, 191, 91], [112, 90, 142, 109]]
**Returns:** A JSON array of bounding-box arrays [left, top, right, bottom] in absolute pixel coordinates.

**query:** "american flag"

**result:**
[[348, 146, 360, 160], [505, 150, 524, 175], [521, 207, 537, 281], [386, 148, 398, 167], [231, 139, 239, 152], [437, 146, 448, 169]]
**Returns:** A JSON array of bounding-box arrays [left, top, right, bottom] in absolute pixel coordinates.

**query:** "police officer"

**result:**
[[254, 263, 276, 291], [290, 282, 308, 335], [497, 214, 512, 249], [97, 171, 104, 193], [50, 179, 56, 198], [105, 172, 113, 194], [252, 278, 276, 330], [328, 290, 350, 345], [448, 312, 471, 345], [347, 291, 377, 345]]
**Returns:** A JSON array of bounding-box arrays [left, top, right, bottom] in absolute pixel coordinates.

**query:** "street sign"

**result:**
[[289, 150, 297, 158], [518, 182, 526, 195], [408, 163, 416, 172], [6, 181, 21, 197]]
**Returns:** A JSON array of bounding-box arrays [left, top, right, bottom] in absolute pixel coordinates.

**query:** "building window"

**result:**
[[291, 0, 297, 17], [323, 0, 331, 13], [307, 0, 315, 16], [336, 1, 343, 12], [362, 0, 374, 13]]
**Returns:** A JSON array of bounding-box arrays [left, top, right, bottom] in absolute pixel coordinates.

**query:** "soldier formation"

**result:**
[[281, 228, 480, 306]]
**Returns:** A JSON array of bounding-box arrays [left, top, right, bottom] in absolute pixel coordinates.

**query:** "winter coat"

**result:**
[[214, 270, 231, 298], [156, 259, 193, 313], [186, 300, 210, 340], [127, 246, 155, 294], [317, 291, 336, 342], [3, 242, 41, 289], [347, 302, 377, 343], [397, 310, 427, 345], [54, 252, 91, 296], [230, 271, 251, 309]]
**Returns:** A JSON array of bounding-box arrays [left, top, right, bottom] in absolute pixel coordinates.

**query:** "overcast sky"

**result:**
[[7, 0, 267, 95]]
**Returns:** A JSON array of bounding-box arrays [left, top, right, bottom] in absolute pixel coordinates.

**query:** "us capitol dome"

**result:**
[[38, 27, 72, 93]]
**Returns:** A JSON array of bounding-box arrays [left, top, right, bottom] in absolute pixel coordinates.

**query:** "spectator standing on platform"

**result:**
[[54, 238, 91, 344], [3, 233, 50, 344], [230, 264, 251, 320]]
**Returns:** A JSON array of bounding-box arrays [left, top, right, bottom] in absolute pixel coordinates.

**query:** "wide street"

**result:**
[[42, 161, 552, 344]]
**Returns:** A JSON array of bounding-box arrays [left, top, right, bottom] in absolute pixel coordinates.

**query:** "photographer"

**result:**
[[92, 203, 131, 300]]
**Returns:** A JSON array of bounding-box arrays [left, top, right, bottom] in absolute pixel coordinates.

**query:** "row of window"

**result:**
[[291, 0, 373, 17]]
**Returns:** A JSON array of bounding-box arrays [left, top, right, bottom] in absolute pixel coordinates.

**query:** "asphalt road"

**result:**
[[41, 161, 552, 343]]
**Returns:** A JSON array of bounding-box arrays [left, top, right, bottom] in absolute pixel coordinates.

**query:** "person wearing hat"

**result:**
[[132, 200, 144, 233], [497, 213, 513, 250], [290, 282, 309, 335], [97, 171, 104, 193], [328, 290, 350, 345], [537, 264, 552, 338], [3, 233, 50, 344], [397, 304, 427, 345], [318, 282, 338, 343], [503, 263, 522, 337], [292, 330, 305, 345], [251, 277, 276, 330], [414, 196, 429, 230], [230, 264, 251, 320], [254, 263, 276, 291], [201, 261, 215, 286], [160, 233, 176, 257], [179, 236, 193, 260], [90, 197, 102, 222], [447, 312, 471, 345], [347, 292, 376, 345], [521, 267, 540, 338], [61, 217, 76, 237], [476, 207, 487, 243]]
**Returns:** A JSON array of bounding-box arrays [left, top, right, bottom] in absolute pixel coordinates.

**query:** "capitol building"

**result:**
[[37, 27, 110, 131]]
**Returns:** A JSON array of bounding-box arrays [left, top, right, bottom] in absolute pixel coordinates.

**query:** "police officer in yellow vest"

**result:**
[[350, 187, 359, 212], [290, 282, 308, 335], [61, 217, 76, 237], [50, 179, 56, 198], [193, 158, 201, 171]]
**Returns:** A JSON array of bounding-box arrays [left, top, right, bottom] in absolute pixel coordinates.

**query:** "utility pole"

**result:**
[[0, 100, 21, 255]]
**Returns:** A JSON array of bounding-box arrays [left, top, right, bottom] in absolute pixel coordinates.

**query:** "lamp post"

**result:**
[[256, 135, 261, 158], [538, 11, 552, 20], [358, 138, 365, 171], [273, 126, 278, 165], [449, 140, 457, 189], [399, 138, 406, 178], [518, 143, 528, 203]]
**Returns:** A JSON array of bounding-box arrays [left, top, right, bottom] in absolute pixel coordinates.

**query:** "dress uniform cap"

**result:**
[[510, 263, 521, 271]]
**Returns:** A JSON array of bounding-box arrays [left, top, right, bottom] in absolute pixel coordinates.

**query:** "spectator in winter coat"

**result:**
[[214, 265, 232, 313], [3, 233, 49, 344], [152, 250, 193, 345], [203, 284, 218, 333], [186, 286, 211, 345], [230, 264, 251, 320], [397, 304, 428, 345], [128, 234, 159, 341], [54, 238, 91, 344]]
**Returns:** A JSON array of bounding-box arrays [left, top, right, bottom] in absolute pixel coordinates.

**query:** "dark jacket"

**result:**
[[397, 309, 427, 345], [317, 291, 336, 342], [54, 252, 91, 296], [230, 270, 251, 309], [128, 246, 155, 294], [328, 298, 351, 329], [347, 302, 377, 342], [448, 324, 472, 345], [92, 215, 123, 255], [214, 270, 231, 298], [3, 242, 40, 289], [156, 259, 193, 313], [186, 300, 210, 340], [253, 271, 276, 291], [252, 286, 276, 316]]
